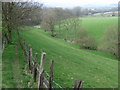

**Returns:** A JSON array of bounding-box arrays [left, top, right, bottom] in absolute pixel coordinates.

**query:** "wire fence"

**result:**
[[19, 39, 83, 89], [20, 40, 65, 89], [44, 70, 64, 89]]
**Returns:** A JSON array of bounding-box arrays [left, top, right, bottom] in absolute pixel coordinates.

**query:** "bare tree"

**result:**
[[2, 1, 42, 44], [61, 17, 81, 41], [41, 8, 57, 37], [72, 18, 81, 41]]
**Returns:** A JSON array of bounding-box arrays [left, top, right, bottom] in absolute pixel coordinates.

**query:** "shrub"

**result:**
[[76, 28, 97, 50], [98, 25, 118, 57]]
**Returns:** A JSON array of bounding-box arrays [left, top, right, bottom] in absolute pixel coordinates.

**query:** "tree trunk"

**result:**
[[8, 30, 12, 44], [4, 34, 9, 44], [7, 25, 12, 44], [51, 29, 54, 37]]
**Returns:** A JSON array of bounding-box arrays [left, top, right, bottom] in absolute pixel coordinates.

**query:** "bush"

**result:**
[[76, 28, 97, 50], [98, 25, 118, 57]]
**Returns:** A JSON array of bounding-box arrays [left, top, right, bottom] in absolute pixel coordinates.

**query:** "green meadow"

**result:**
[[81, 17, 118, 39], [2, 17, 118, 88], [20, 24, 118, 88], [55, 17, 118, 45]]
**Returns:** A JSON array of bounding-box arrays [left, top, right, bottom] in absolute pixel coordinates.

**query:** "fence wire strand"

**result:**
[[44, 71, 64, 89], [22, 41, 64, 89]]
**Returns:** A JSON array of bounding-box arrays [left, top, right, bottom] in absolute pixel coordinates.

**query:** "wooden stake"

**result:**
[[74, 79, 83, 90], [23, 41, 27, 57], [38, 52, 46, 89], [28, 46, 32, 71], [15, 42, 18, 55], [33, 53, 38, 82], [49, 60, 54, 89], [2, 41, 5, 53]]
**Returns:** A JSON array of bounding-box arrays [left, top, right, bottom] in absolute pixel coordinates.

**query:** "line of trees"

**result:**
[[2, 1, 43, 44], [40, 7, 97, 50], [40, 6, 118, 38], [41, 7, 82, 39], [2, 1, 118, 58]]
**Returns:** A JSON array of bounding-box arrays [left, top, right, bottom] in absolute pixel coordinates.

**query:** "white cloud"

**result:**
[[35, 0, 119, 8]]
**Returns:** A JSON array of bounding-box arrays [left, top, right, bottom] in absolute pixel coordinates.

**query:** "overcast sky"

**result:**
[[33, 0, 119, 8]]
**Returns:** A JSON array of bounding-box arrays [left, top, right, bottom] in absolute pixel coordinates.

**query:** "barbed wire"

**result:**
[[44, 70, 64, 89], [22, 41, 64, 89]]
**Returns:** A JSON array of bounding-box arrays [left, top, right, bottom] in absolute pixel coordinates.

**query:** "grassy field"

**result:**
[[81, 17, 118, 39], [55, 17, 118, 44], [20, 26, 118, 88], [2, 44, 37, 88], [2, 16, 118, 88]]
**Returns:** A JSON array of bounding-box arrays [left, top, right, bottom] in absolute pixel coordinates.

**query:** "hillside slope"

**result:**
[[81, 17, 118, 39], [55, 17, 118, 45], [20, 27, 118, 88]]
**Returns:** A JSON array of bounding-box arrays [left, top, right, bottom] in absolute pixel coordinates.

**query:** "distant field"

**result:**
[[20, 26, 118, 88], [93, 12, 118, 17], [81, 17, 118, 39], [55, 17, 118, 44]]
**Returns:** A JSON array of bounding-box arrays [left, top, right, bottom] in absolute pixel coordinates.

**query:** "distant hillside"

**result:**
[[20, 26, 118, 88], [81, 3, 118, 9]]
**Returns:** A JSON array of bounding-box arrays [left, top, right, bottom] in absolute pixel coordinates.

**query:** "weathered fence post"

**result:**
[[33, 53, 38, 82], [49, 60, 54, 89], [2, 41, 5, 54], [23, 41, 27, 59], [19, 39, 23, 50], [74, 79, 83, 90], [15, 42, 18, 55], [38, 52, 46, 89], [28, 45, 32, 71]]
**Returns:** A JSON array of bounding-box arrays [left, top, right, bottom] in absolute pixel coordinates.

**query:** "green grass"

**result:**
[[2, 43, 36, 88], [55, 17, 118, 45], [20, 26, 118, 88], [81, 17, 118, 39]]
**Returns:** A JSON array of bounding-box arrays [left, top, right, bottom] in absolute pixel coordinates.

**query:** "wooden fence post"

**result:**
[[33, 53, 38, 82], [25, 42, 29, 62], [23, 41, 27, 58], [38, 52, 46, 89], [49, 60, 54, 89], [28, 45, 32, 71], [74, 79, 83, 90], [15, 42, 18, 55], [2, 41, 5, 53]]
